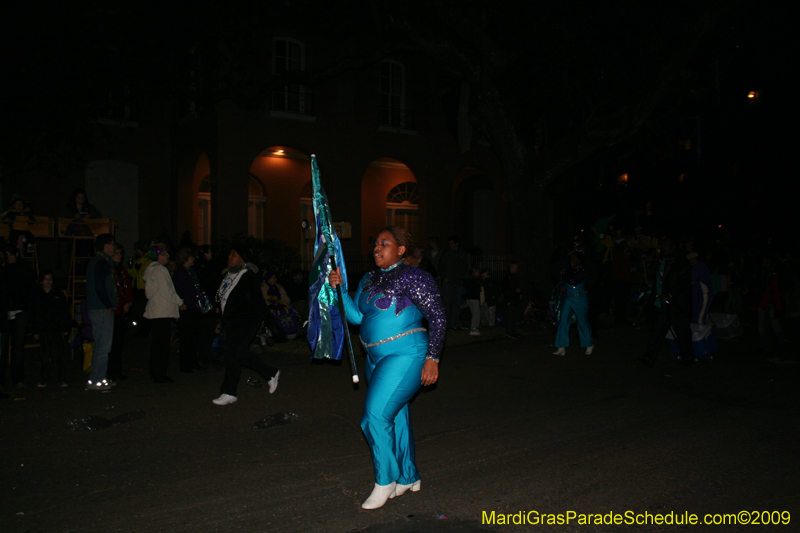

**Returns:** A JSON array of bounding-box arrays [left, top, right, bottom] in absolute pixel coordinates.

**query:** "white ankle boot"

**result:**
[[585, 345, 594, 355], [361, 482, 396, 509], [392, 480, 421, 498], [553, 347, 566, 356]]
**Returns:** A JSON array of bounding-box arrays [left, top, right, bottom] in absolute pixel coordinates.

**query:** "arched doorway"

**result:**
[[249, 146, 310, 262]]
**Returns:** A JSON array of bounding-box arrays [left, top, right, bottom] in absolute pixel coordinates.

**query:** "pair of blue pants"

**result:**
[[88, 309, 114, 383], [361, 334, 426, 486], [555, 295, 593, 348]]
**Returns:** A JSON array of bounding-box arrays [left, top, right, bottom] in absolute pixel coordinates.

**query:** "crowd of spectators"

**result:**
[[2, 193, 797, 398], [0, 188, 308, 399]]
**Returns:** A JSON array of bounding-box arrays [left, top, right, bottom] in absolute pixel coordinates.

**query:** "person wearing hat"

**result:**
[[261, 270, 291, 308], [143, 245, 184, 383], [212, 245, 280, 405]]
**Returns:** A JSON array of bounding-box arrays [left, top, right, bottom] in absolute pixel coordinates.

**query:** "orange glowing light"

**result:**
[[747, 91, 756, 99]]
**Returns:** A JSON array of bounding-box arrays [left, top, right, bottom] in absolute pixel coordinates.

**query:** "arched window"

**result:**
[[380, 60, 406, 127], [198, 176, 211, 245], [248, 175, 266, 239], [386, 182, 419, 238], [273, 38, 307, 114]]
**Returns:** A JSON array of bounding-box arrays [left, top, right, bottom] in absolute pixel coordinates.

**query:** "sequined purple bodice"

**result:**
[[354, 263, 446, 361]]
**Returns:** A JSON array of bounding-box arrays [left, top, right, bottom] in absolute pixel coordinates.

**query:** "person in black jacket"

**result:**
[[212, 245, 280, 406], [639, 238, 694, 367], [193, 245, 221, 363], [31, 271, 70, 387], [2, 245, 37, 389]]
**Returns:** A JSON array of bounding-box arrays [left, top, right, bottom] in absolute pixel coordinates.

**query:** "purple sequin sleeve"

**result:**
[[397, 266, 446, 361]]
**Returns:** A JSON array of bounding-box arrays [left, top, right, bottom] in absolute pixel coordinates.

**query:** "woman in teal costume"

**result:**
[[553, 252, 594, 355], [330, 226, 445, 510]]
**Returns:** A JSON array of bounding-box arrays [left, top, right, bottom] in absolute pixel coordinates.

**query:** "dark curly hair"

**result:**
[[379, 226, 413, 258]]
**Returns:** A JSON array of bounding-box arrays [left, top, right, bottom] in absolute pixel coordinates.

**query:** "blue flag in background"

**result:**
[[307, 155, 349, 360]]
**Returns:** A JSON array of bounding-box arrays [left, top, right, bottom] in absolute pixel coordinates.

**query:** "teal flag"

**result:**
[[307, 155, 349, 360]]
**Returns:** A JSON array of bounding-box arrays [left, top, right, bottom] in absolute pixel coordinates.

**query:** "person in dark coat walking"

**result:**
[[212, 245, 280, 406]]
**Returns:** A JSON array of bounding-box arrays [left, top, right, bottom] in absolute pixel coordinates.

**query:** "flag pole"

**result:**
[[330, 255, 359, 383]]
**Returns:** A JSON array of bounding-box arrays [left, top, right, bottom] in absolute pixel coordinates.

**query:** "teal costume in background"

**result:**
[[340, 261, 445, 486], [555, 266, 593, 348]]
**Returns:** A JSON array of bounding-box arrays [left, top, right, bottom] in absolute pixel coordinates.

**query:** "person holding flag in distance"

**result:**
[[329, 226, 445, 510]]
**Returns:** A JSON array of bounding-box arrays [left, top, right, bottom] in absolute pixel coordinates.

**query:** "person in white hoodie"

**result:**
[[144, 245, 184, 383]]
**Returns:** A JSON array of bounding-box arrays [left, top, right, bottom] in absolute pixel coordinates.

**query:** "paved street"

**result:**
[[1, 318, 798, 532]]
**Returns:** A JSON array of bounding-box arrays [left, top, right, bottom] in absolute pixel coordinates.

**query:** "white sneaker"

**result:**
[[469, 330, 481, 336], [85, 380, 111, 391], [212, 394, 238, 406], [37, 382, 47, 388], [268, 370, 281, 394]]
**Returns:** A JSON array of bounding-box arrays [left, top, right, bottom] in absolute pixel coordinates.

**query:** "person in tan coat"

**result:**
[[144, 246, 184, 383]]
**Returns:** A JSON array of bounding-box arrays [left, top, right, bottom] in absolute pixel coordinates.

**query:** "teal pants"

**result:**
[[555, 295, 593, 348], [361, 332, 426, 486]]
